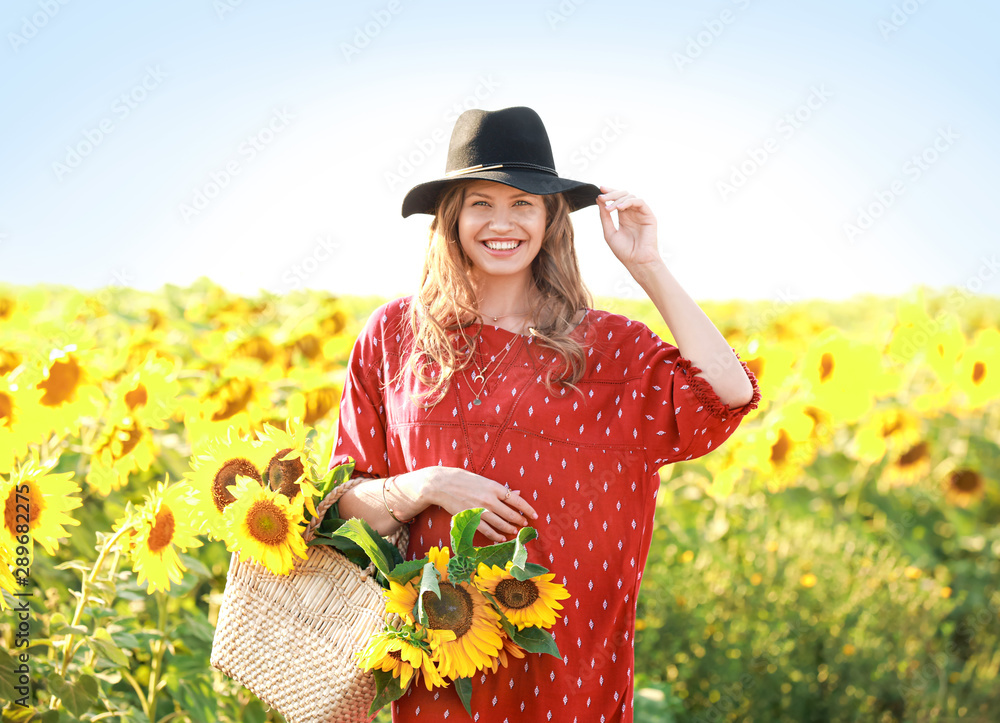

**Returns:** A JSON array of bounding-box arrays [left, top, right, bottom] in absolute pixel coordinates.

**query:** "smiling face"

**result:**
[[457, 180, 547, 285]]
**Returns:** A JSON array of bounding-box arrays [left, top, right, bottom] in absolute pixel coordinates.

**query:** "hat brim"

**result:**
[[401, 170, 600, 218]]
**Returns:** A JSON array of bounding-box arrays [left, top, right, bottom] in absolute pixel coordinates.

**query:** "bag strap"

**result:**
[[303, 475, 411, 576]]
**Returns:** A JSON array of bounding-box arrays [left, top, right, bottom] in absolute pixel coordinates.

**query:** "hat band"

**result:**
[[444, 161, 558, 178]]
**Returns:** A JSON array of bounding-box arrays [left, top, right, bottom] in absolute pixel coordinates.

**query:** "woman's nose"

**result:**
[[488, 209, 514, 230]]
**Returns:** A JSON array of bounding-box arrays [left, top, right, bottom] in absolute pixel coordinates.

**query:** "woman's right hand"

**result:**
[[404, 467, 539, 543]]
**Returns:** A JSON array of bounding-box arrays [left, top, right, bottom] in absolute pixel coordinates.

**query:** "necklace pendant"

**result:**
[[471, 372, 483, 383], [473, 398, 482, 406]]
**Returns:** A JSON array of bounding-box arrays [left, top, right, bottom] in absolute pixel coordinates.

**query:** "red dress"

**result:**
[[328, 295, 761, 722]]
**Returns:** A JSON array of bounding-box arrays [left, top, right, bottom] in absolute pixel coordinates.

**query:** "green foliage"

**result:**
[[632, 468, 1000, 722]]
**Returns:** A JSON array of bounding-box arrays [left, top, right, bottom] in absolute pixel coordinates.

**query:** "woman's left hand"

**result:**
[[597, 185, 661, 272]]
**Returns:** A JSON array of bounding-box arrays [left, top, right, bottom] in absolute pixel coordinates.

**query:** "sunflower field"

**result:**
[[1, 278, 998, 723]]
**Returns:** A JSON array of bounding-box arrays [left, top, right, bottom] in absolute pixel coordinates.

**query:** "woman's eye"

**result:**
[[471, 200, 531, 207]]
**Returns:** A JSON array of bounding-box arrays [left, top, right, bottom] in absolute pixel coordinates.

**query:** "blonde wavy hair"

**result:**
[[394, 179, 595, 409]]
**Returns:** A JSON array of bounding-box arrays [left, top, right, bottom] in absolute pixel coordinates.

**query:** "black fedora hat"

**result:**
[[401, 106, 601, 218]]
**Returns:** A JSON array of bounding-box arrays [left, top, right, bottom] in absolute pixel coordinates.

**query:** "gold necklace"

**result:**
[[468, 336, 521, 406], [482, 310, 531, 323]]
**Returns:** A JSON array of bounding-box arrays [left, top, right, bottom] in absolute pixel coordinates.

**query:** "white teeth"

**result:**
[[484, 240, 521, 250]]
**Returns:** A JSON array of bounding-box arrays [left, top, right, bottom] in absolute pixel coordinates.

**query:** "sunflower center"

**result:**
[[213, 458, 262, 512], [881, 416, 903, 438], [423, 582, 474, 637], [125, 383, 148, 410], [972, 361, 985, 385], [0, 392, 12, 429], [305, 387, 338, 425], [950, 469, 982, 493], [266, 448, 305, 499], [147, 507, 175, 553], [495, 578, 540, 610], [819, 352, 834, 382], [4, 481, 45, 535], [118, 424, 144, 458], [0, 350, 22, 376], [211, 380, 253, 421], [897, 441, 929, 468], [387, 649, 403, 662], [38, 357, 82, 407], [770, 429, 791, 465], [294, 334, 321, 360], [245, 500, 290, 545]]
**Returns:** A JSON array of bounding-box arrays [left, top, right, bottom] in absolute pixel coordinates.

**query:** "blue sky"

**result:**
[[1, 0, 998, 303]]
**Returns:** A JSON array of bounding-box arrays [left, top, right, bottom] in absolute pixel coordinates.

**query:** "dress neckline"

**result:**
[[480, 308, 592, 339]]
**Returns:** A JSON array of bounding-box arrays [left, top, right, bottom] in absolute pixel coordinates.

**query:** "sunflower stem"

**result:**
[[59, 524, 132, 679], [843, 460, 872, 518], [146, 590, 170, 721], [121, 668, 151, 718]]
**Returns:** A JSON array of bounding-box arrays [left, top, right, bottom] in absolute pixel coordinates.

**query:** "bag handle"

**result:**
[[303, 474, 411, 578]]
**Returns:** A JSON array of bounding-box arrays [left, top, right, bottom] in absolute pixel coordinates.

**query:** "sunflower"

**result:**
[[187, 429, 271, 540], [286, 367, 343, 426], [956, 328, 1000, 411], [487, 634, 527, 674], [356, 626, 450, 691], [221, 475, 308, 576], [106, 351, 180, 431], [85, 416, 157, 496], [1, 547, 18, 611], [475, 561, 571, 630], [849, 407, 921, 465], [801, 331, 895, 425], [944, 468, 986, 507], [733, 404, 817, 493], [254, 421, 320, 516], [181, 358, 279, 449], [30, 346, 107, 440], [881, 440, 931, 488], [384, 546, 504, 680], [739, 341, 797, 399], [0, 374, 45, 472], [1, 458, 82, 556], [127, 480, 202, 594]]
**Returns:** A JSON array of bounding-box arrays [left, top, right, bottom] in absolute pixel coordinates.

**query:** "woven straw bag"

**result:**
[[210, 477, 409, 723]]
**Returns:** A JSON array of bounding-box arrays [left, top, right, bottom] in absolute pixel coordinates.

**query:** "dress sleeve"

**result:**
[[632, 321, 761, 470], [327, 305, 390, 479]]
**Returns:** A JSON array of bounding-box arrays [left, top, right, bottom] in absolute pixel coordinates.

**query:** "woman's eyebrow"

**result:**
[[467, 191, 533, 199]]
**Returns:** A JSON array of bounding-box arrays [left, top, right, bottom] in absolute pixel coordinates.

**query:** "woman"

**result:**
[[329, 106, 760, 721]]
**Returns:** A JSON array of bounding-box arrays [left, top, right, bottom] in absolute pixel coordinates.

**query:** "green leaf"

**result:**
[[509, 625, 562, 659], [0, 644, 19, 701], [316, 460, 356, 503], [454, 676, 473, 717], [450, 508, 485, 558], [46, 672, 98, 716], [416, 561, 441, 627], [87, 628, 129, 667], [178, 552, 212, 580], [331, 517, 396, 578], [387, 557, 428, 585], [510, 526, 538, 571], [473, 541, 515, 571], [369, 669, 406, 716], [307, 532, 373, 569], [510, 562, 550, 581], [48, 613, 88, 637]]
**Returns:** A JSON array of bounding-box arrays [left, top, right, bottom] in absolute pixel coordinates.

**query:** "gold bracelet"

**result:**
[[382, 475, 414, 525]]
